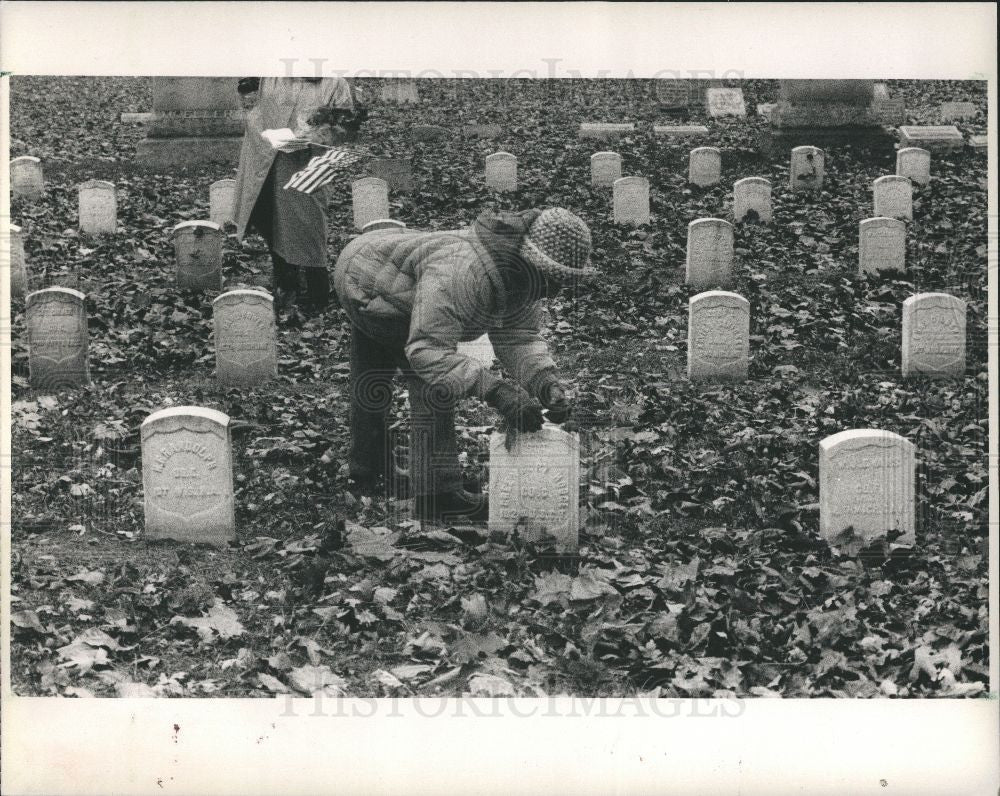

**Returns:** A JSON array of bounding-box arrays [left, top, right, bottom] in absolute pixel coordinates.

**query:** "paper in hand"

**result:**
[[260, 128, 309, 152]]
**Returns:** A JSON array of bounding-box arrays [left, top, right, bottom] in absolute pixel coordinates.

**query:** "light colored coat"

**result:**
[[333, 215, 557, 400], [234, 78, 354, 266]]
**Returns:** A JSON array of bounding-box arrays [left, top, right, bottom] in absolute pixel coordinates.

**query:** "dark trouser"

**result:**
[[348, 323, 462, 496], [250, 163, 330, 308]]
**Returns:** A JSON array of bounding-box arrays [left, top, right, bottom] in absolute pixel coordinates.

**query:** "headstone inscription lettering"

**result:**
[[141, 406, 236, 545], [26, 287, 90, 388], [705, 87, 746, 118], [819, 429, 915, 546], [687, 291, 750, 382], [901, 293, 966, 378], [213, 290, 278, 386], [488, 426, 580, 553]]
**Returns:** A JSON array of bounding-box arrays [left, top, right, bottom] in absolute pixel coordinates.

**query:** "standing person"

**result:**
[[333, 207, 592, 522], [234, 77, 365, 313]]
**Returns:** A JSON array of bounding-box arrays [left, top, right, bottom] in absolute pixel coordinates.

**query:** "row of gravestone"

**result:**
[[21, 283, 967, 392], [138, 404, 918, 554], [22, 286, 277, 390]]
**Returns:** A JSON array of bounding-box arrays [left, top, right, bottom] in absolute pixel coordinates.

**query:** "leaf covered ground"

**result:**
[[7, 77, 990, 699]]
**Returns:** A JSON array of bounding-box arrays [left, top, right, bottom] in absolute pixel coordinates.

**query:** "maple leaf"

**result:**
[[170, 600, 245, 642]]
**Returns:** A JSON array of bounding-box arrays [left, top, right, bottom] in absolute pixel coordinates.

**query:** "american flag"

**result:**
[[283, 148, 365, 194]]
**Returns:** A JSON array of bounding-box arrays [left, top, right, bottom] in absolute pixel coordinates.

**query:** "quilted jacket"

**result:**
[[333, 209, 558, 400]]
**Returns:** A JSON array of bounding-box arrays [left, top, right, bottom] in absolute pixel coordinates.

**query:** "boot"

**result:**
[[414, 490, 488, 523]]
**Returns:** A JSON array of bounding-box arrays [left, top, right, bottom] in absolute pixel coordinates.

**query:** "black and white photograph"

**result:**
[[2, 3, 997, 794]]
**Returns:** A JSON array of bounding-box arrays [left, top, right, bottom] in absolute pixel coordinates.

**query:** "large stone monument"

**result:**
[[764, 79, 895, 154], [137, 78, 244, 170]]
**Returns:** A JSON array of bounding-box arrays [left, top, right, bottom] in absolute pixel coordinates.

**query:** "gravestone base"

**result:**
[[137, 137, 242, 170], [759, 127, 894, 159]]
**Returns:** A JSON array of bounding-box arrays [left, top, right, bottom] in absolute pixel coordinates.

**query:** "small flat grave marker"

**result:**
[[939, 101, 977, 122], [969, 134, 987, 152], [705, 87, 746, 118], [819, 429, 915, 546], [410, 124, 449, 142], [485, 152, 517, 192], [11, 156, 44, 201], [488, 426, 580, 553], [578, 123, 635, 139], [898, 125, 963, 152], [612, 176, 650, 226], [462, 123, 502, 139], [902, 293, 966, 378], [173, 220, 223, 291], [141, 406, 236, 545], [896, 147, 931, 185], [209, 179, 237, 228], [653, 124, 709, 137], [688, 147, 722, 187], [687, 290, 750, 382], [733, 177, 772, 224], [789, 146, 825, 192], [590, 151, 622, 188], [26, 287, 90, 389], [78, 180, 117, 235], [213, 290, 278, 386], [352, 177, 391, 231], [685, 218, 734, 288], [380, 81, 419, 104], [859, 217, 906, 274], [873, 175, 913, 221]]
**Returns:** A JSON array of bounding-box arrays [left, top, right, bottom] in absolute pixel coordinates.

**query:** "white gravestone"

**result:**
[[688, 147, 722, 187], [213, 290, 278, 386], [873, 176, 913, 221], [361, 219, 407, 234], [938, 101, 976, 122], [756, 103, 776, 120], [896, 147, 931, 186], [26, 287, 90, 389], [141, 406, 236, 546], [485, 152, 518, 192], [685, 218, 734, 289], [613, 176, 650, 226], [488, 426, 580, 553], [859, 217, 906, 274], [10, 155, 44, 201], [173, 220, 223, 291], [78, 180, 117, 235], [9, 224, 28, 298], [351, 177, 390, 231], [687, 291, 750, 382], [590, 152, 622, 188], [705, 87, 746, 118], [209, 179, 237, 228], [733, 177, 772, 224], [968, 134, 987, 152], [901, 293, 966, 378], [578, 123, 635, 139], [819, 430, 915, 546], [789, 146, 825, 192], [456, 334, 496, 367]]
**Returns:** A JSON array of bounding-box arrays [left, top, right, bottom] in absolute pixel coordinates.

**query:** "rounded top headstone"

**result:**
[[819, 428, 913, 451], [173, 220, 221, 234], [79, 179, 115, 191], [26, 286, 86, 303], [142, 405, 231, 430], [212, 289, 273, 306], [12, 155, 41, 165]]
